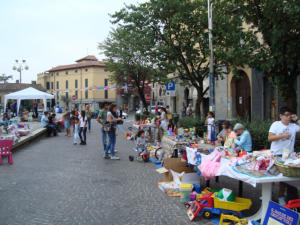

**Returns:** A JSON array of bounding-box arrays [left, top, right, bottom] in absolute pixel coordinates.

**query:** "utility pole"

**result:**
[[208, 0, 215, 112]]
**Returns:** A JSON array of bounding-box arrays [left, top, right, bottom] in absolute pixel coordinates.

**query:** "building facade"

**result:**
[[37, 56, 116, 111]]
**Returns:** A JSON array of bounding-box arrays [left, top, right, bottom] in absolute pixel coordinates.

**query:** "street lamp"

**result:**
[[208, 0, 215, 112], [12, 59, 29, 83]]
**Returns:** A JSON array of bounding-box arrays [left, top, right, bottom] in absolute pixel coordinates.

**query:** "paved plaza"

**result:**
[[0, 119, 263, 225]]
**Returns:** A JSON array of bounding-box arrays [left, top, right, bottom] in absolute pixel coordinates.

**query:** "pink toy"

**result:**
[[199, 149, 222, 180], [0, 139, 13, 165]]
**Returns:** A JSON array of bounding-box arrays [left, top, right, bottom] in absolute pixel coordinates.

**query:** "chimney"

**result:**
[[16, 80, 19, 83], [31, 81, 36, 84]]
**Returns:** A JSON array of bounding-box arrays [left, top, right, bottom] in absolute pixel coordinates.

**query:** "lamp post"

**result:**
[[208, 0, 215, 112], [12, 59, 29, 83]]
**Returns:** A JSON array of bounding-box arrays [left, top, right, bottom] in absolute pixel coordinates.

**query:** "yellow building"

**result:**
[[37, 55, 116, 111]]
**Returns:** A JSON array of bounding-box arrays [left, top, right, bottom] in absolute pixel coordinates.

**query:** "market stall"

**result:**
[[185, 147, 300, 223], [4, 87, 54, 114]]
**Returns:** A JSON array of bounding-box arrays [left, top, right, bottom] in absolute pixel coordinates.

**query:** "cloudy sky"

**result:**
[[0, 0, 143, 83]]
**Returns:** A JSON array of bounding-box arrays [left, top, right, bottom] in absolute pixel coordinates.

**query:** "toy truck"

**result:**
[[219, 213, 248, 225], [284, 199, 300, 211], [187, 192, 252, 221]]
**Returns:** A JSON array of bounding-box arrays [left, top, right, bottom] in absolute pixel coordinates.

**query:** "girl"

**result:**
[[224, 124, 237, 148], [106, 104, 122, 160], [73, 117, 80, 145], [205, 111, 215, 143], [79, 110, 87, 145]]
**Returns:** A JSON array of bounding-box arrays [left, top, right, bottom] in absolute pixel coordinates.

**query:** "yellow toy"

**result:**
[[219, 213, 248, 225]]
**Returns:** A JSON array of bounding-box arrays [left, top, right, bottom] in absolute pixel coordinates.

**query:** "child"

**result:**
[[205, 111, 215, 143], [136, 130, 147, 152], [73, 117, 80, 145], [224, 124, 237, 148]]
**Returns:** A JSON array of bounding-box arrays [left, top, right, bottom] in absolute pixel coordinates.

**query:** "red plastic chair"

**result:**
[[0, 139, 14, 165]]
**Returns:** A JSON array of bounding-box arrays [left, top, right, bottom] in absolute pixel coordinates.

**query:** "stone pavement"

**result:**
[[0, 119, 262, 225]]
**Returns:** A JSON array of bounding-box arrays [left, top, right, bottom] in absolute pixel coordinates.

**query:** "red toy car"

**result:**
[[284, 199, 300, 211]]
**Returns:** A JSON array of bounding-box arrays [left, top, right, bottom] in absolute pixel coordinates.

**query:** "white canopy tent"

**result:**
[[4, 87, 54, 114]]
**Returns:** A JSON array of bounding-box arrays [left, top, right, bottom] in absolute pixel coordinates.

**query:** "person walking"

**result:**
[[85, 105, 92, 132], [78, 110, 87, 145], [106, 104, 122, 160], [63, 107, 71, 137], [97, 102, 109, 157]]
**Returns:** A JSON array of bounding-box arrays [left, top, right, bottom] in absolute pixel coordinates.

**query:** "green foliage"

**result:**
[[134, 113, 149, 121], [231, 117, 273, 150], [234, 0, 300, 110], [0, 74, 13, 83], [104, 0, 252, 118], [178, 117, 206, 136]]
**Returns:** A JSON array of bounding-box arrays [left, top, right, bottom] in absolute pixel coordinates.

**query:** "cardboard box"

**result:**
[[163, 158, 193, 181]]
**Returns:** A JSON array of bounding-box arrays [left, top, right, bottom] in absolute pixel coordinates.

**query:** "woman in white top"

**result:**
[[78, 110, 87, 145], [205, 111, 215, 143], [106, 104, 122, 160]]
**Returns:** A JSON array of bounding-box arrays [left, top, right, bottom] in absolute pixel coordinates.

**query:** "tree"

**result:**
[[235, 0, 300, 111], [108, 0, 256, 118], [99, 25, 167, 111], [0, 74, 13, 83]]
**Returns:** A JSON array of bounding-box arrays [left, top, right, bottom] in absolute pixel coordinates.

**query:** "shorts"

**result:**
[[64, 121, 70, 129]]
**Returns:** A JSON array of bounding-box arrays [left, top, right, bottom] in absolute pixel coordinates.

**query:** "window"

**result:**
[[65, 80, 68, 89], [51, 82, 53, 89], [75, 69, 78, 73], [46, 82, 50, 90], [56, 81, 59, 89], [56, 91, 59, 100], [75, 90, 78, 98], [85, 79, 88, 88], [66, 92, 69, 99], [104, 79, 108, 99], [65, 71, 68, 75], [75, 80, 78, 88], [85, 68, 88, 72], [85, 90, 88, 99]]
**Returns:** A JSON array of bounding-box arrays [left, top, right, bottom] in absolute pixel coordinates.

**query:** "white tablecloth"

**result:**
[[186, 147, 300, 187]]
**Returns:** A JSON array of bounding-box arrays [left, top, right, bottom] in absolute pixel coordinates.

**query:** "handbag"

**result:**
[[103, 122, 111, 132]]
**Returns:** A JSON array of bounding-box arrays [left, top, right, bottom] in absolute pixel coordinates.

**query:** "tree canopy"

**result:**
[[105, 0, 258, 117], [235, 0, 300, 110]]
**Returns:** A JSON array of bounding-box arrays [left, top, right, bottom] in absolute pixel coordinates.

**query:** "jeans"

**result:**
[[101, 127, 108, 153], [87, 118, 91, 131], [107, 128, 116, 156], [79, 127, 87, 143]]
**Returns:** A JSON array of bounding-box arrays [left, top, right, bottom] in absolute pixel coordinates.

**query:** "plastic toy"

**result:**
[[284, 199, 300, 211], [219, 213, 247, 225], [186, 192, 252, 221]]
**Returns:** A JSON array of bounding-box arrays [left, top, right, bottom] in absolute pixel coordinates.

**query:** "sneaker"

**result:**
[[103, 154, 110, 159], [80, 142, 84, 145], [110, 156, 120, 160], [278, 196, 286, 205]]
